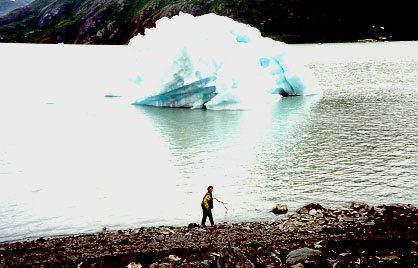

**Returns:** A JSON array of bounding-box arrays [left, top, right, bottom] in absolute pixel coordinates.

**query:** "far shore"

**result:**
[[1, 202, 417, 267]]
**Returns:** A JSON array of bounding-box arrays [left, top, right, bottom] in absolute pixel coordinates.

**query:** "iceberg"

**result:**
[[121, 12, 321, 110]]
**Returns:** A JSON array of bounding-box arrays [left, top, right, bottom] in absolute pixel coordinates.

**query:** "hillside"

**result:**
[[0, 0, 34, 16], [0, 0, 416, 44]]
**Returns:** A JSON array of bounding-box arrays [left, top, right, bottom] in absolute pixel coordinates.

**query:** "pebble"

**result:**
[[168, 255, 181, 261], [127, 262, 142, 268]]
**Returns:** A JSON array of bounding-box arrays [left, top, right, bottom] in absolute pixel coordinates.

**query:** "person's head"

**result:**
[[208, 186, 213, 193]]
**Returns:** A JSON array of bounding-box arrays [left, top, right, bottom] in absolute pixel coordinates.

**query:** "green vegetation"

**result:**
[[0, 0, 416, 44]]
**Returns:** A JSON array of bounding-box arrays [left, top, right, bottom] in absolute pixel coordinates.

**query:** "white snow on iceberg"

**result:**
[[121, 12, 321, 110]]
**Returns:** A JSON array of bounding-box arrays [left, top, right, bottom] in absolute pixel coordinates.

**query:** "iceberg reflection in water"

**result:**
[[114, 13, 321, 110]]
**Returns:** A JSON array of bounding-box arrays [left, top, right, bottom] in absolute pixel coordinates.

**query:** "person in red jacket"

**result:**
[[201, 186, 214, 227]]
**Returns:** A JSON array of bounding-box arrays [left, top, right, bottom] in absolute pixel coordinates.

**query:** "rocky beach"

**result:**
[[1, 203, 417, 267]]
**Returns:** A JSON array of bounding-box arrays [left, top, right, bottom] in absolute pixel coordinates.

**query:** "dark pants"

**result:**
[[201, 208, 214, 226]]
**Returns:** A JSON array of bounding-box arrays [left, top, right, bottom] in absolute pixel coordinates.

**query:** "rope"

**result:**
[[214, 197, 229, 220]]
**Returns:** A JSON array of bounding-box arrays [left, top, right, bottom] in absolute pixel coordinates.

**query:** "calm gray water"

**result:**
[[0, 41, 417, 242]]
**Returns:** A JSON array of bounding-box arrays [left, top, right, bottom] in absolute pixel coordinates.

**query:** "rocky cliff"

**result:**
[[0, 0, 34, 17], [0, 0, 416, 44]]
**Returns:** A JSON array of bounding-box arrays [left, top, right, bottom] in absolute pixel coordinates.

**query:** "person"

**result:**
[[201, 186, 214, 227]]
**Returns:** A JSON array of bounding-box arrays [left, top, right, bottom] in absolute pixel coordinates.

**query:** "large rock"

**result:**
[[271, 204, 288, 214], [286, 247, 321, 265], [296, 203, 325, 214]]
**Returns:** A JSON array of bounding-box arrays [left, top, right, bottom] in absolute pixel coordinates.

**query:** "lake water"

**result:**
[[0, 41, 417, 242]]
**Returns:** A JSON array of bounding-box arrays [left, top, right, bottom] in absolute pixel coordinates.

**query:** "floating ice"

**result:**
[[120, 12, 321, 110]]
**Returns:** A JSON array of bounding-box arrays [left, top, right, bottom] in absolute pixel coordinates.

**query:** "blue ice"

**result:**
[[133, 77, 217, 108]]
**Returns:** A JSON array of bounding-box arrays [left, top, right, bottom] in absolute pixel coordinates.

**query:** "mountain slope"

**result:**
[[0, 0, 229, 44], [0, 0, 34, 16], [0, 0, 416, 44]]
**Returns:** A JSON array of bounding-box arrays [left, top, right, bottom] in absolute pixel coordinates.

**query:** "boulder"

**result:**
[[271, 204, 288, 214], [309, 209, 317, 216], [296, 203, 325, 214], [188, 223, 199, 228], [286, 247, 321, 265]]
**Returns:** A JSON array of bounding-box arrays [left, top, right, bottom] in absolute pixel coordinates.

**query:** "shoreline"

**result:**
[[1, 203, 417, 267]]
